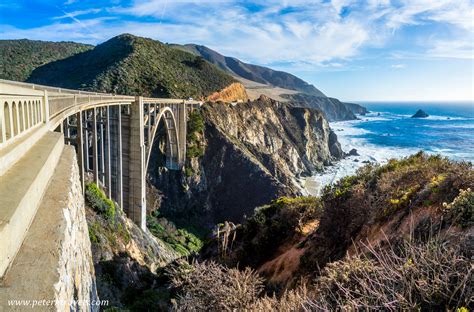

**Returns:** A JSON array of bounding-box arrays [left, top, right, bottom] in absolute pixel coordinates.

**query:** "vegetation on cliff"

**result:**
[[147, 213, 204, 257], [174, 235, 471, 311], [27, 34, 235, 98], [173, 152, 473, 310], [84, 183, 179, 310], [0, 39, 92, 81], [284, 93, 358, 121]]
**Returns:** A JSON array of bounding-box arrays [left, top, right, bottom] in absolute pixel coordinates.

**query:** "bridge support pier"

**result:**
[[128, 97, 146, 230]]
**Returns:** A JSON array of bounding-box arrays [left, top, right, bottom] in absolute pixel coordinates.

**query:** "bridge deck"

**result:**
[[0, 132, 64, 277]]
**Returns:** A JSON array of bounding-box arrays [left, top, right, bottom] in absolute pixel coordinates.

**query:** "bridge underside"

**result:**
[[60, 98, 190, 230]]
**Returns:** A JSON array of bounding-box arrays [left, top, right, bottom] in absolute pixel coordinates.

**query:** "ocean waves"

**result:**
[[304, 103, 474, 196]]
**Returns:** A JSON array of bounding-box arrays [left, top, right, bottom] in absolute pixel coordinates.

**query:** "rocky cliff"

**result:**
[[344, 102, 369, 115], [147, 96, 343, 226], [284, 93, 359, 121]]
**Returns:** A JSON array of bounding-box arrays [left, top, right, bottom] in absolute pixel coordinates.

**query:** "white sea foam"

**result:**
[[425, 115, 472, 121]]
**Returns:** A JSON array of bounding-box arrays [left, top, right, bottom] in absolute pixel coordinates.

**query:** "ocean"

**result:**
[[304, 101, 474, 195]]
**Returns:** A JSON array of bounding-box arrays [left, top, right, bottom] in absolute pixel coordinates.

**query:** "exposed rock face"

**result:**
[[206, 82, 249, 102], [148, 97, 343, 225], [283, 93, 358, 121], [412, 109, 429, 118], [343, 102, 369, 115]]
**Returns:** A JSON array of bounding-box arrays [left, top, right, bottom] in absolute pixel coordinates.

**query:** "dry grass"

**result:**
[[170, 234, 472, 311], [169, 261, 264, 311], [311, 235, 473, 310]]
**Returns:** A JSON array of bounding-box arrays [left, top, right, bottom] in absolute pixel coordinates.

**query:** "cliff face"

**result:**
[[344, 102, 369, 115], [86, 190, 179, 309], [147, 97, 342, 225], [284, 93, 358, 121]]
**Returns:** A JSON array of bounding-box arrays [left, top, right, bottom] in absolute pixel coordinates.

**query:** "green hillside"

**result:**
[[0, 39, 93, 81], [28, 34, 235, 98]]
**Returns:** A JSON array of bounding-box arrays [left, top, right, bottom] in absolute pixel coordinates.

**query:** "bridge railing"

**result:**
[[0, 79, 202, 149]]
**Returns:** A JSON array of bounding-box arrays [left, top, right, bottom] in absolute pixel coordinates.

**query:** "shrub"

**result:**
[[302, 152, 474, 273], [88, 221, 100, 244], [85, 183, 116, 220], [170, 261, 264, 311], [232, 196, 322, 267], [147, 217, 204, 256], [310, 236, 472, 310], [186, 110, 205, 159], [443, 188, 474, 228]]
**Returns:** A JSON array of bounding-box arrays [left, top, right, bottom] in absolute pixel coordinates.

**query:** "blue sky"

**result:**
[[0, 0, 473, 101]]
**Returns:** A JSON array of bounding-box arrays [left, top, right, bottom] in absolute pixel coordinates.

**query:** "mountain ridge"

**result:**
[[27, 34, 236, 99], [171, 43, 368, 121], [171, 43, 326, 97]]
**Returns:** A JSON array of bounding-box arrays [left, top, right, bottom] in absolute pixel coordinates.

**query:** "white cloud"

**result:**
[[427, 39, 474, 59], [53, 8, 102, 20], [391, 64, 406, 69], [1, 0, 473, 65]]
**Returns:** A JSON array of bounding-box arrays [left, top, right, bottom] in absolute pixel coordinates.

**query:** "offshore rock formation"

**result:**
[[412, 109, 429, 118], [148, 96, 343, 225]]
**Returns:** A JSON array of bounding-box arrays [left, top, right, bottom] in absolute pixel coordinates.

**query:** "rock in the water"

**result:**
[[412, 109, 429, 118], [348, 148, 360, 156]]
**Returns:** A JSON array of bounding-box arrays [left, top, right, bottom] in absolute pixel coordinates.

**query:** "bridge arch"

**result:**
[[4, 102, 12, 140], [12, 102, 19, 136], [18, 101, 24, 132], [145, 106, 180, 173], [29, 101, 34, 127]]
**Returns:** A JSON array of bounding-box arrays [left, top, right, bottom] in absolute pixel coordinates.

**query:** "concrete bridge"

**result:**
[[0, 79, 201, 279]]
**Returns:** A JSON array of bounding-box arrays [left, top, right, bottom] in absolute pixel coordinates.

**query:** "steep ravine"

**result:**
[[147, 96, 343, 226]]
